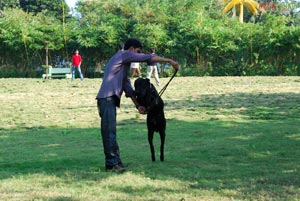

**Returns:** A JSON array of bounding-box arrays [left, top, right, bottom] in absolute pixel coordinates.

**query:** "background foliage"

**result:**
[[0, 0, 300, 77]]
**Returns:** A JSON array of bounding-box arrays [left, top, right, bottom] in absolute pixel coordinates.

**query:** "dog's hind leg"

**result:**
[[148, 130, 156, 161], [159, 131, 165, 161]]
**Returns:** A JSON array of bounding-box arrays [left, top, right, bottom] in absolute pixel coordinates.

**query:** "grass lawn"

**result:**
[[0, 77, 300, 200]]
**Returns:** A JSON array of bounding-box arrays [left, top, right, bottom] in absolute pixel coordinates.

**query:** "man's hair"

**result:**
[[150, 47, 155, 53], [118, 43, 124, 50], [124, 38, 142, 50]]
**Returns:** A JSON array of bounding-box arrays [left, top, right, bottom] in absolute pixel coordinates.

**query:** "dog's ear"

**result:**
[[145, 78, 151, 86], [134, 78, 141, 88]]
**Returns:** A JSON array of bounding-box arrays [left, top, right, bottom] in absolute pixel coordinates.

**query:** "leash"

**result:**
[[158, 70, 178, 97]]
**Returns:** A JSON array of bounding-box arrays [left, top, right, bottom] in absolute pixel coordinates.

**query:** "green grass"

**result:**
[[0, 77, 300, 200]]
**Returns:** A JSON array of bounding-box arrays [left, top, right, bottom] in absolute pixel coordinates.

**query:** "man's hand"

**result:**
[[151, 56, 179, 71], [137, 106, 147, 114], [169, 60, 179, 71]]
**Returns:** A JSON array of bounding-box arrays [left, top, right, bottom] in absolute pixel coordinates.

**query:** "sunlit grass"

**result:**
[[0, 77, 300, 200]]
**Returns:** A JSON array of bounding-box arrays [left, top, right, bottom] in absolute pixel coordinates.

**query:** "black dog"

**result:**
[[134, 78, 166, 162]]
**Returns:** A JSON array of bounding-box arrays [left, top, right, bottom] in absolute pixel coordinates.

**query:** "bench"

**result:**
[[42, 67, 72, 79]]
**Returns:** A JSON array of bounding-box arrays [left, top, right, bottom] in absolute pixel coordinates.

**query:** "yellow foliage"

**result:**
[[222, 0, 263, 15], [222, 0, 264, 23]]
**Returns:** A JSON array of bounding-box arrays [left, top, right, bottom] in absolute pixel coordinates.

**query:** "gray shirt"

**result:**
[[96, 50, 153, 103]]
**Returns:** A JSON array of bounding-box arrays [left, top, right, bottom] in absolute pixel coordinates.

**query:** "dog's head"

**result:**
[[134, 78, 151, 98]]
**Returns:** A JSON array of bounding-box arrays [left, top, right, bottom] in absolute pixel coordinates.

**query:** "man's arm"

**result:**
[[131, 96, 146, 114], [123, 77, 146, 114], [151, 56, 179, 71]]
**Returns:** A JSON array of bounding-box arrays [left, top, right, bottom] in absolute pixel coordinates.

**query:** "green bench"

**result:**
[[42, 67, 72, 79]]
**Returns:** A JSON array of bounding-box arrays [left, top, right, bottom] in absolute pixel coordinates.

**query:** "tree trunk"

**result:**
[[196, 47, 200, 65], [239, 4, 244, 23], [232, 5, 236, 18]]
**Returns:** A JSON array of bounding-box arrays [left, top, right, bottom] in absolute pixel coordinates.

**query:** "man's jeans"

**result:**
[[97, 97, 122, 167], [71, 66, 84, 80]]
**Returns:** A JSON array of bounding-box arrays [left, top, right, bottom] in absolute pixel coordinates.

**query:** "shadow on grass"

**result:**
[[0, 118, 300, 197], [1, 92, 300, 199], [0, 127, 104, 180]]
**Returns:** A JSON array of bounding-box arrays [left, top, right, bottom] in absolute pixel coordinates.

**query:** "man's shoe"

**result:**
[[118, 163, 128, 168], [106, 164, 126, 173]]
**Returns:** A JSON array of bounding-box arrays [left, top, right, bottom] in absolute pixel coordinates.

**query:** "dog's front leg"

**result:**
[[148, 130, 155, 161], [159, 131, 165, 161]]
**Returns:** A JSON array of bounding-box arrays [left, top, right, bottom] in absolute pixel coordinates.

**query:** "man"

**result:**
[[71, 50, 84, 81], [96, 38, 179, 173]]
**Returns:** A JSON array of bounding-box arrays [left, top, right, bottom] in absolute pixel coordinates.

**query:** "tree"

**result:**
[[222, 0, 263, 23], [0, 0, 19, 10], [1, 0, 300, 77], [0, 8, 65, 67], [19, 0, 70, 21]]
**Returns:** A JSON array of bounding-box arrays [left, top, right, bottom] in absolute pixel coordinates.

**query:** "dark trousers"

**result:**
[[97, 97, 122, 167]]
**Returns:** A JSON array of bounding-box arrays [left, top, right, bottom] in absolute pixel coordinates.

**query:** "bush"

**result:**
[[0, 65, 43, 78]]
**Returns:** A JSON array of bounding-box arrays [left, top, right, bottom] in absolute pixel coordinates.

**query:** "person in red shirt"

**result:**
[[71, 50, 84, 81]]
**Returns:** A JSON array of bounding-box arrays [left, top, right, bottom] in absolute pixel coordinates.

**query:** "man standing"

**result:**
[[96, 38, 179, 173], [71, 50, 84, 81]]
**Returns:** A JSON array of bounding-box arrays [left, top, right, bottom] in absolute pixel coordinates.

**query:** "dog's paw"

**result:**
[[160, 155, 164, 162], [152, 156, 156, 162]]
